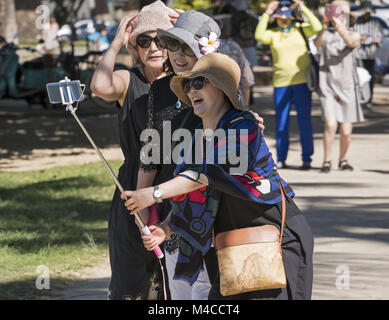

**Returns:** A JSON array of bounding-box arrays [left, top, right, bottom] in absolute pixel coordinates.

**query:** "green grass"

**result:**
[[19, 40, 88, 48], [0, 161, 122, 299]]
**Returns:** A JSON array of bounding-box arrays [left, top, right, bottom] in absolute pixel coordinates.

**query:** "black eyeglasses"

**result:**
[[136, 34, 163, 49], [162, 37, 195, 57], [182, 77, 207, 94]]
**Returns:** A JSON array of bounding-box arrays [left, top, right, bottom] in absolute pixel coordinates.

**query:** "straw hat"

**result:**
[[129, 0, 176, 46], [170, 53, 245, 111]]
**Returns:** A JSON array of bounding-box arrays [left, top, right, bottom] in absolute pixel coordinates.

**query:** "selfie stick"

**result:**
[[58, 78, 164, 260]]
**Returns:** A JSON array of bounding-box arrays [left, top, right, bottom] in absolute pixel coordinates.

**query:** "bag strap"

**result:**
[[278, 182, 288, 245], [298, 24, 311, 53]]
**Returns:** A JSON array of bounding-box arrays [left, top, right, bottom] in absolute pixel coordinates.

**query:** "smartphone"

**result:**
[[325, 3, 344, 21], [46, 80, 84, 104]]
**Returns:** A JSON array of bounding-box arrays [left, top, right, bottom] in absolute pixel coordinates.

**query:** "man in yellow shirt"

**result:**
[[255, 0, 322, 169]]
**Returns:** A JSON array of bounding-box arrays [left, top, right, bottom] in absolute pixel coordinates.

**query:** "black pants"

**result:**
[[362, 59, 376, 104], [206, 198, 314, 300]]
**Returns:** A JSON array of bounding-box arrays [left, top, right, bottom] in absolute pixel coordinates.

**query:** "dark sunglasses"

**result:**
[[182, 77, 207, 94], [136, 34, 163, 49], [162, 37, 195, 57]]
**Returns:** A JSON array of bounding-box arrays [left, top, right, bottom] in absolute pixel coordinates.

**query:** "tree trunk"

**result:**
[[3, 0, 18, 44]]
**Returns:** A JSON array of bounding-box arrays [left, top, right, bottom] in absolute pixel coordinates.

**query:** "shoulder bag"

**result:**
[[298, 25, 320, 92], [214, 183, 288, 296]]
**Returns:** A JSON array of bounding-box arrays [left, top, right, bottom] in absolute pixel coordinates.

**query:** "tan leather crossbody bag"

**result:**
[[214, 184, 288, 296]]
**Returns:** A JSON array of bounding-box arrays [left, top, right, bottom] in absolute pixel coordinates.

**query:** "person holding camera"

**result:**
[[255, 0, 322, 170], [353, 1, 386, 108], [314, 0, 364, 173]]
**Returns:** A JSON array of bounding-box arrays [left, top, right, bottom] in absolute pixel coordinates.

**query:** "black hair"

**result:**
[[163, 58, 175, 75]]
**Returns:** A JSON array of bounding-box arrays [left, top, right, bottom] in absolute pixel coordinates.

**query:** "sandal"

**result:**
[[320, 161, 331, 173], [339, 159, 354, 171]]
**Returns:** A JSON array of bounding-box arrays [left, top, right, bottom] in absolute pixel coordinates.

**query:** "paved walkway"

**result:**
[[2, 80, 389, 300]]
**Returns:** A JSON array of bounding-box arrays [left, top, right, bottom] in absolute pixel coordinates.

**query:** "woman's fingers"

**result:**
[[174, 9, 185, 14], [250, 111, 265, 133], [120, 190, 133, 200], [124, 198, 135, 206], [142, 235, 157, 251], [124, 14, 137, 33], [121, 191, 137, 213]]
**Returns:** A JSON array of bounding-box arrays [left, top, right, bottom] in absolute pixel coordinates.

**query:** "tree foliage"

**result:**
[[171, 0, 359, 14]]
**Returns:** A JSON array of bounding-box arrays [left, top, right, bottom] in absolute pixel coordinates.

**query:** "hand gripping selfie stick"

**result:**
[[49, 77, 164, 260]]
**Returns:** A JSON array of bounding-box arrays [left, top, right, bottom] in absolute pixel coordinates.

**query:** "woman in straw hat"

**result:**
[[145, 10, 264, 300], [121, 53, 314, 300], [314, 0, 364, 173], [91, 0, 180, 300]]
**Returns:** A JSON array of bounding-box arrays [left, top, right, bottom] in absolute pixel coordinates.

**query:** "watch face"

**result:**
[[154, 190, 162, 198]]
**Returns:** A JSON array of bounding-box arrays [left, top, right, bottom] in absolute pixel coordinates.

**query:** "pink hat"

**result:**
[[129, 0, 176, 46]]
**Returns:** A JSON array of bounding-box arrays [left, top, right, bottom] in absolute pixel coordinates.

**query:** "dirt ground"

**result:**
[[0, 100, 124, 172]]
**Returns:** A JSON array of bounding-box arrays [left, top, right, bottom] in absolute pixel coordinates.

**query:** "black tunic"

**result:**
[[108, 68, 177, 300]]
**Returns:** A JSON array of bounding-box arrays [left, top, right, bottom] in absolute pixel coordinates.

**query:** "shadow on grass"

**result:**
[[0, 275, 110, 300], [0, 176, 114, 253], [0, 109, 119, 161]]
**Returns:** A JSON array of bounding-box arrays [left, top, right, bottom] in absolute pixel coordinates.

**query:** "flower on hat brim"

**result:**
[[199, 32, 220, 55]]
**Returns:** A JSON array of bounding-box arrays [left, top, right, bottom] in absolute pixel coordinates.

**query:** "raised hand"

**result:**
[[250, 111, 265, 133], [322, 15, 329, 30], [266, 1, 279, 15], [293, 0, 304, 6], [169, 9, 184, 25], [332, 16, 346, 31], [112, 12, 138, 49]]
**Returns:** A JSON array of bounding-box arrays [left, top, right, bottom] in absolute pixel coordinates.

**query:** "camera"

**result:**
[[278, 1, 292, 7], [46, 78, 84, 105]]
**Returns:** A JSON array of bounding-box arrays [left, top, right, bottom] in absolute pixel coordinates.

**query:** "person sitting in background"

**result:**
[[314, 1, 364, 173], [353, 1, 386, 108], [39, 16, 59, 55], [88, 24, 110, 52], [255, 0, 322, 170]]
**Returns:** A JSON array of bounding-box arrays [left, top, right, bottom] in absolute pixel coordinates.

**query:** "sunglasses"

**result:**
[[136, 34, 163, 49], [162, 37, 195, 57], [182, 77, 207, 94]]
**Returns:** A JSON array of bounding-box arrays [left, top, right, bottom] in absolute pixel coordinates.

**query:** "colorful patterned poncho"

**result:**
[[168, 109, 295, 285]]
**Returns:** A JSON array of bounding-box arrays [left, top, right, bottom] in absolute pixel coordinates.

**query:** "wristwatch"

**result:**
[[153, 186, 163, 203]]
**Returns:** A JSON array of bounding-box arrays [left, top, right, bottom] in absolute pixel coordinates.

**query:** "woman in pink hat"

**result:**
[[91, 0, 179, 300]]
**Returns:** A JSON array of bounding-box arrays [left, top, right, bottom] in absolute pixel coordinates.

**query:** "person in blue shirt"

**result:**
[[88, 24, 110, 52]]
